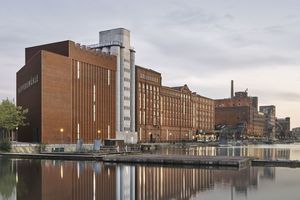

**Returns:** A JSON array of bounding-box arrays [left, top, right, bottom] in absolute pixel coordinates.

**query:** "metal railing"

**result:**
[[87, 41, 123, 49]]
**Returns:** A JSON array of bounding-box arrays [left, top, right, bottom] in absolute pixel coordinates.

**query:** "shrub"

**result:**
[[38, 143, 47, 153], [0, 139, 11, 152]]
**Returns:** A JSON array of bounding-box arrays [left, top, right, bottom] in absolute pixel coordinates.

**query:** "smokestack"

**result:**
[[231, 80, 234, 98]]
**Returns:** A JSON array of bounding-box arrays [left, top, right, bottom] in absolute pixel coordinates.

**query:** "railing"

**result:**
[[87, 41, 123, 49]]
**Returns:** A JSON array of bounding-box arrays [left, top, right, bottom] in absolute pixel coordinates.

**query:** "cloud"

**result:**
[[260, 91, 300, 102], [264, 25, 285, 34], [0, 0, 300, 127], [279, 92, 300, 101]]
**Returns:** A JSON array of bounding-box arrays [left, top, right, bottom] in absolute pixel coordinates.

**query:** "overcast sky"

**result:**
[[0, 0, 300, 127]]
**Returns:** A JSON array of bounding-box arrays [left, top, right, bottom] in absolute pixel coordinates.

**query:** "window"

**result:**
[[93, 85, 96, 103], [77, 61, 80, 79], [93, 104, 96, 122], [108, 70, 111, 85], [139, 111, 142, 124], [124, 87, 130, 91], [108, 125, 110, 139], [77, 123, 80, 140]]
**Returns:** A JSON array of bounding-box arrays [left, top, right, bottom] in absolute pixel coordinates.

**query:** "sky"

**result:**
[[0, 0, 300, 128]]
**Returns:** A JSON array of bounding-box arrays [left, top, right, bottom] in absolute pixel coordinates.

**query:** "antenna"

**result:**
[[231, 80, 234, 98]]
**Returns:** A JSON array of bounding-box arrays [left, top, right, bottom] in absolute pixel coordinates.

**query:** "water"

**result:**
[[1, 144, 300, 200], [155, 143, 300, 160]]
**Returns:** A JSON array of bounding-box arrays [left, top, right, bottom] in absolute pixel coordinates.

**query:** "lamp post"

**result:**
[[60, 128, 64, 145], [16, 127, 18, 142], [97, 130, 101, 140], [169, 132, 172, 142], [148, 132, 151, 143]]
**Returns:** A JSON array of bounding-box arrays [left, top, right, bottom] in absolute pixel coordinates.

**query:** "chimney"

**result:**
[[231, 80, 234, 98]]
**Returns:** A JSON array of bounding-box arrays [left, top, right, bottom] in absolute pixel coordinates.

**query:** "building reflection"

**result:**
[[156, 146, 291, 160], [16, 160, 116, 200], [16, 159, 42, 200], [136, 165, 214, 200], [5, 156, 282, 200]]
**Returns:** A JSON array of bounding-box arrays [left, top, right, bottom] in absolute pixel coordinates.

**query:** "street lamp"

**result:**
[[16, 127, 18, 142], [148, 132, 153, 143], [169, 132, 172, 141], [60, 128, 64, 144], [97, 130, 101, 140]]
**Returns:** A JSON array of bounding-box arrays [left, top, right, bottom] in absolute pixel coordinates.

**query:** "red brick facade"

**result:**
[[136, 66, 214, 142], [215, 92, 264, 137], [17, 41, 116, 144]]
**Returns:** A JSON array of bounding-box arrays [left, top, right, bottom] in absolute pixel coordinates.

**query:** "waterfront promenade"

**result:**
[[2, 142, 300, 168]]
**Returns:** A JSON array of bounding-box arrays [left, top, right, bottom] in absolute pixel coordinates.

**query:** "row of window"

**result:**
[[139, 73, 160, 84], [76, 60, 111, 86]]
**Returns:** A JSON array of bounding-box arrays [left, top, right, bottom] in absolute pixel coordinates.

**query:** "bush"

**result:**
[[0, 139, 11, 152], [38, 143, 47, 153]]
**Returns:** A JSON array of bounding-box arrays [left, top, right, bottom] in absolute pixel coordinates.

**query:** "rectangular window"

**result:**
[[139, 111, 142, 124], [77, 61, 80, 79], [93, 84, 96, 103], [139, 92, 141, 109], [77, 123, 80, 140], [93, 104, 96, 122], [108, 70, 111, 86], [108, 125, 110, 139]]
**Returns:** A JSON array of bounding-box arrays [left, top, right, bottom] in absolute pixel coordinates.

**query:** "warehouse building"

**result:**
[[17, 40, 116, 143], [136, 66, 215, 142]]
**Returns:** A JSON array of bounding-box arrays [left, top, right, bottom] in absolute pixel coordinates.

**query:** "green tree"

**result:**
[[0, 99, 28, 139]]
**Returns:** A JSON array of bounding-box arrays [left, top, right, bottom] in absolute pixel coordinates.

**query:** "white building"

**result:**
[[90, 28, 137, 143]]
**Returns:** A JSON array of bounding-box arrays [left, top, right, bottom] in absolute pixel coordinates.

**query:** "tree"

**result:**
[[0, 99, 28, 140]]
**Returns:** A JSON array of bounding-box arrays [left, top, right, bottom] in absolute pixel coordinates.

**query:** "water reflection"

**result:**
[[0, 158, 17, 200], [1, 158, 298, 200], [155, 144, 300, 160], [1, 145, 300, 200]]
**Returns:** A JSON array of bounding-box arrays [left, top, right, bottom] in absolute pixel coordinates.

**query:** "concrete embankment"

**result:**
[[2, 152, 300, 168], [103, 154, 252, 168], [0, 152, 251, 168], [0, 152, 105, 161], [0, 151, 139, 161], [252, 160, 300, 168]]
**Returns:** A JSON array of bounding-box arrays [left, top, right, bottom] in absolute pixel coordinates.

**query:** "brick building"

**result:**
[[215, 91, 261, 137], [135, 66, 162, 142], [136, 66, 214, 142], [17, 40, 116, 144], [253, 112, 265, 137], [215, 81, 264, 137]]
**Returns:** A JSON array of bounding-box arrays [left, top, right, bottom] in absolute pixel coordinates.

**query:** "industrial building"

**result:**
[[16, 28, 293, 144], [16, 28, 138, 144], [215, 81, 264, 137], [16, 28, 214, 144], [292, 127, 300, 140], [17, 40, 116, 144], [136, 66, 215, 142], [89, 28, 137, 142], [259, 105, 276, 139], [276, 117, 291, 138]]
